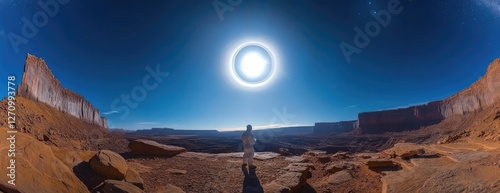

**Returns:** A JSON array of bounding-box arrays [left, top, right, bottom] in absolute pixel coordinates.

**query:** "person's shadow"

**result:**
[[242, 165, 264, 193]]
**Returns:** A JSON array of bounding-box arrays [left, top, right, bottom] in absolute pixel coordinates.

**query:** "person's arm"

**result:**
[[247, 134, 256, 145]]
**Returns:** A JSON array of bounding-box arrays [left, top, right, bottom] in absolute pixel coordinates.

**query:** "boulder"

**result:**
[[268, 172, 304, 193], [124, 169, 144, 189], [0, 127, 89, 193], [385, 143, 425, 159], [264, 163, 313, 193], [102, 180, 144, 193], [90, 150, 129, 180], [365, 160, 398, 168], [328, 170, 353, 184], [325, 164, 343, 174], [279, 147, 290, 156], [316, 155, 331, 163], [285, 156, 307, 163], [325, 162, 356, 174], [128, 139, 186, 156], [156, 184, 186, 193]]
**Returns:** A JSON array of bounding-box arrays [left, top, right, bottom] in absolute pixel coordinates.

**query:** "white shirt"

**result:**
[[242, 130, 256, 149]]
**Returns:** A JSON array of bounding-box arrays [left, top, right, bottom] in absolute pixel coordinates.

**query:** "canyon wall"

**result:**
[[358, 102, 444, 134], [358, 59, 500, 134], [313, 120, 358, 134], [17, 54, 107, 128], [440, 58, 500, 117]]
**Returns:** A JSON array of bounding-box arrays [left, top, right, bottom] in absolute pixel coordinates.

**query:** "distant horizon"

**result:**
[[112, 123, 315, 132]]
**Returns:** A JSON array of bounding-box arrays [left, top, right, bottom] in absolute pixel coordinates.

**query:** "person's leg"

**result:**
[[242, 149, 248, 165], [248, 149, 255, 167]]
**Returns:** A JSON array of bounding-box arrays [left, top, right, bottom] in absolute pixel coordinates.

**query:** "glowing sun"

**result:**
[[230, 42, 276, 88]]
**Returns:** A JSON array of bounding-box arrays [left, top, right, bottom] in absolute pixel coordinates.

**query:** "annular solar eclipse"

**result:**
[[230, 42, 276, 88]]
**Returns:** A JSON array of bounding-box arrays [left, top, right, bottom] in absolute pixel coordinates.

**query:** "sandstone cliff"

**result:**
[[440, 58, 500, 117], [359, 59, 500, 134], [17, 54, 107, 128]]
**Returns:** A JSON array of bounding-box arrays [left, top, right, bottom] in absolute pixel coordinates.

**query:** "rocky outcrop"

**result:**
[[313, 120, 358, 134], [124, 169, 145, 189], [90, 150, 129, 180], [128, 139, 187, 156], [0, 127, 89, 193], [17, 54, 107, 128], [263, 163, 314, 193], [359, 59, 500, 134], [440, 58, 500, 116], [327, 170, 353, 184], [102, 180, 144, 193], [384, 143, 425, 159], [365, 160, 399, 169], [358, 101, 444, 134]]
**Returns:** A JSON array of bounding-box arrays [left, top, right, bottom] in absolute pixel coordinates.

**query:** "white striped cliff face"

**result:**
[[16, 54, 107, 128], [440, 58, 500, 117], [358, 58, 500, 134]]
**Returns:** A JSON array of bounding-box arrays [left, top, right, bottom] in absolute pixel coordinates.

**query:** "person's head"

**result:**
[[246, 124, 252, 131]]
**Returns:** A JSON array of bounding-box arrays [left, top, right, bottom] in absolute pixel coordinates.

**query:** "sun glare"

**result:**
[[228, 41, 277, 88], [240, 52, 268, 78]]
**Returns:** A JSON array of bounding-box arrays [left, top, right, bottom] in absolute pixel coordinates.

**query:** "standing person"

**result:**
[[242, 124, 257, 168]]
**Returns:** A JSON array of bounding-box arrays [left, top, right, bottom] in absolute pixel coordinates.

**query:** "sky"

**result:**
[[0, 0, 499, 131]]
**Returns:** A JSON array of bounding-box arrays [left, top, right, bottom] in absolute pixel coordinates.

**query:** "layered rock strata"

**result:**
[[17, 54, 107, 128], [359, 59, 500, 134]]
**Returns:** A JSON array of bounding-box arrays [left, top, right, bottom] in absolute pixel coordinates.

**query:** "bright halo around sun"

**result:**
[[230, 42, 277, 88]]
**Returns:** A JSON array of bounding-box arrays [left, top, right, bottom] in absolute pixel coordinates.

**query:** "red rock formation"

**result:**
[[17, 54, 107, 128], [314, 120, 358, 134], [359, 59, 500, 134], [358, 102, 444, 134], [441, 58, 500, 117]]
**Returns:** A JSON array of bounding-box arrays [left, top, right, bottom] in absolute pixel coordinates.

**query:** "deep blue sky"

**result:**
[[1, 0, 499, 130]]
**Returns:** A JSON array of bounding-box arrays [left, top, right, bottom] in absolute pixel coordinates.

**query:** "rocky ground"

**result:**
[[0, 97, 128, 153], [380, 141, 500, 192]]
